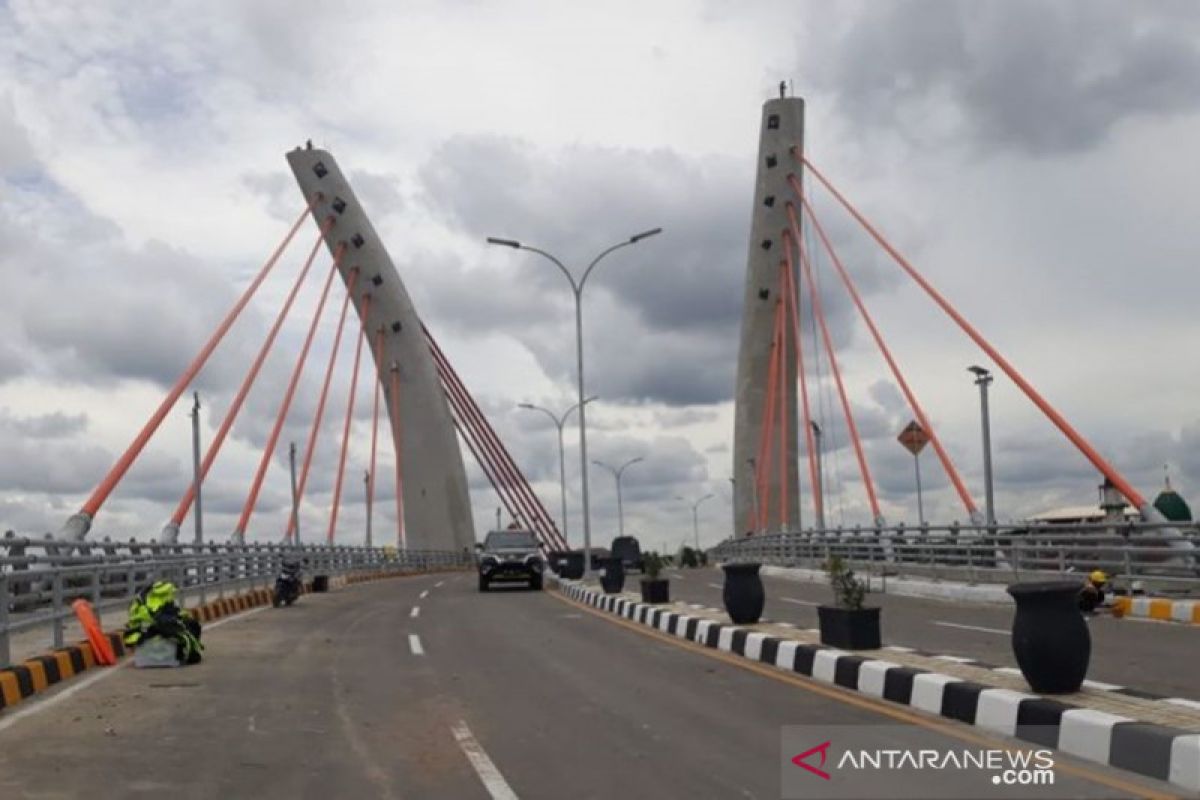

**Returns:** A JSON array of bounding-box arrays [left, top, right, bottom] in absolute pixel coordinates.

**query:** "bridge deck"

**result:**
[[0, 574, 1178, 798]]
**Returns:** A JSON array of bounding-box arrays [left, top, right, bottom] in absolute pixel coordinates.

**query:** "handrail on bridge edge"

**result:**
[[0, 535, 474, 670], [708, 521, 1200, 598]]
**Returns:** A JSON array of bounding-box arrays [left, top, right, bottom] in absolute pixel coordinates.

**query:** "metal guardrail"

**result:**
[[0, 532, 472, 668], [710, 521, 1200, 595]]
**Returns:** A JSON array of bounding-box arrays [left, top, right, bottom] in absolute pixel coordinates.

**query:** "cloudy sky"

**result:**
[[1, 0, 1198, 550]]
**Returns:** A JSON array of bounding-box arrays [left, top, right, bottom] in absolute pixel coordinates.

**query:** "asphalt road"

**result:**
[[665, 568, 1200, 699], [0, 573, 1180, 799]]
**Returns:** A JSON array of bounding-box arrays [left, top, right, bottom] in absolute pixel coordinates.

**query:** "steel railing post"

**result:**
[[0, 572, 10, 668], [51, 570, 64, 650]]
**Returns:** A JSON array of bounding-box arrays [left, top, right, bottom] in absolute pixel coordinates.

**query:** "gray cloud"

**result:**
[[804, 0, 1200, 156], [417, 135, 899, 406]]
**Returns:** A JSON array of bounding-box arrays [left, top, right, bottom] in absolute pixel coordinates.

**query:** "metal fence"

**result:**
[[1, 532, 472, 668], [710, 521, 1200, 595]]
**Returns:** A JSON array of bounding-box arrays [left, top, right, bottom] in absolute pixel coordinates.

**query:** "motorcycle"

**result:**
[[273, 559, 304, 607]]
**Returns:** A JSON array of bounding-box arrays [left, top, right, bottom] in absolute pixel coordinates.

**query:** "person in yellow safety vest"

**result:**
[[123, 581, 204, 664], [1078, 570, 1109, 613]]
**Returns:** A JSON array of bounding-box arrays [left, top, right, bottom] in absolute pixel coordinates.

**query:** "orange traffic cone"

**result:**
[[72, 599, 118, 666]]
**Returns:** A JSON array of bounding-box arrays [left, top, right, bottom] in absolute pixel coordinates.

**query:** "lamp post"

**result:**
[[190, 392, 203, 544], [518, 396, 596, 546], [593, 457, 644, 539], [968, 365, 996, 527], [363, 469, 372, 548], [676, 493, 715, 553], [488, 228, 662, 578], [288, 441, 300, 545], [810, 421, 826, 533]]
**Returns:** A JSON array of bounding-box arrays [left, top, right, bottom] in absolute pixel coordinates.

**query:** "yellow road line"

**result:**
[[549, 588, 1176, 800]]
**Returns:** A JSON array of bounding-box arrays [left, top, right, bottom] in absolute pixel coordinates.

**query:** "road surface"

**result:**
[[0, 573, 1180, 798]]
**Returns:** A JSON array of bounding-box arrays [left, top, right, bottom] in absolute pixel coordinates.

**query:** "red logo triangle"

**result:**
[[791, 740, 832, 780]]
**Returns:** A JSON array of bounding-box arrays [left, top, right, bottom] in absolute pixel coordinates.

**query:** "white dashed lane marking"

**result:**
[[452, 720, 519, 799], [409, 634, 424, 656], [932, 621, 1007, 636]]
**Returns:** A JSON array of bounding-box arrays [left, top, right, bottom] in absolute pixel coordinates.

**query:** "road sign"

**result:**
[[897, 421, 929, 456]]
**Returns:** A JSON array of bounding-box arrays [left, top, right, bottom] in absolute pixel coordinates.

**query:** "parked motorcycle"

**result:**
[[273, 559, 304, 607]]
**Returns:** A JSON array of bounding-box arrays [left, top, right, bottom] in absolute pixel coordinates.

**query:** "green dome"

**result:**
[[1154, 489, 1192, 522]]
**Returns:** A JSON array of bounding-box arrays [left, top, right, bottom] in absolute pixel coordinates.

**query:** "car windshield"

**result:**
[[484, 531, 538, 550]]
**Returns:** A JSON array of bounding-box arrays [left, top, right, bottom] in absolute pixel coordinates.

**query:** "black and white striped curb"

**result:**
[[880, 646, 1200, 710], [558, 581, 1200, 793]]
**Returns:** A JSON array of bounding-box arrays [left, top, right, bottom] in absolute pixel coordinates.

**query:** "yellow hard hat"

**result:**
[[1089, 570, 1108, 584]]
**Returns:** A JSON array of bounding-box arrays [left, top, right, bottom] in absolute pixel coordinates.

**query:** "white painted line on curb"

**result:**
[[452, 720, 519, 799], [420, 589, 430, 599], [0, 605, 269, 733], [781, 597, 818, 606], [933, 620, 1007, 636], [411, 606, 420, 618], [409, 634, 424, 656]]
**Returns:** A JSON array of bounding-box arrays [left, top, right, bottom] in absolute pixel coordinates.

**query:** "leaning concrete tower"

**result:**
[[732, 96, 804, 535], [287, 148, 475, 551]]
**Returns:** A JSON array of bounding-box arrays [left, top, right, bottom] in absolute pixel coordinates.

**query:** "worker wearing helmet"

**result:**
[[1078, 570, 1109, 613]]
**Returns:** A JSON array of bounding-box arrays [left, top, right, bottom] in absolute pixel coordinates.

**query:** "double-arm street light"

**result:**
[[518, 396, 597, 545], [488, 228, 663, 578], [677, 493, 715, 552], [593, 456, 644, 539]]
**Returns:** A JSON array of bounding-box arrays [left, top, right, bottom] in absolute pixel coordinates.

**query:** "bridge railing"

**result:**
[[710, 521, 1200, 596], [0, 533, 472, 669]]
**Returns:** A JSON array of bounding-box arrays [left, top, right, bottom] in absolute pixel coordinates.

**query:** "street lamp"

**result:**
[[593, 456, 644, 539], [518, 396, 597, 545], [488, 227, 663, 578], [968, 365, 996, 527], [676, 493, 715, 553]]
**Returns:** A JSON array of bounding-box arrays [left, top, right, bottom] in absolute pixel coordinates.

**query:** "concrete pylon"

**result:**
[[286, 148, 474, 552], [732, 97, 804, 536]]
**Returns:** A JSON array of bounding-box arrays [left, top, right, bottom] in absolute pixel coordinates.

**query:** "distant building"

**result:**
[[1153, 478, 1192, 522]]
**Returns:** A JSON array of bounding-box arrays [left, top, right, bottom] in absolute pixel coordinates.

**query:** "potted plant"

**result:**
[[722, 561, 765, 624], [1007, 580, 1091, 693], [816, 556, 881, 649], [600, 556, 626, 594], [640, 551, 670, 603]]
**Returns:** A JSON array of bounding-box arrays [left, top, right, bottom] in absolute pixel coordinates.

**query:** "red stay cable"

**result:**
[[800, 154, 1146, 510], [169, 221, 333, 527], [389, 363, 406, 549], [367, 328, 383, 540], [754, 298, 784, 532], [786, 203, 883, 521], [327, 294, 371, 543], [288, 269, 360, 538], [78, 200, 316, 524], [235, 248, 344, 539], [791, 177, 978, 517], [777, 259, 791, 529], [782, 231, 822, 527]]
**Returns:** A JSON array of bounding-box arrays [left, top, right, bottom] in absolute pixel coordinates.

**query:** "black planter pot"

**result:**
[[312, 575, 330, 593], [1007, 580, 1091, 694], [640, 578, 670, 604], [722, 562, 765, 624], [600, 557, 626, 594], [817, 606, 881, 650], [560, 551, 585, 580]]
